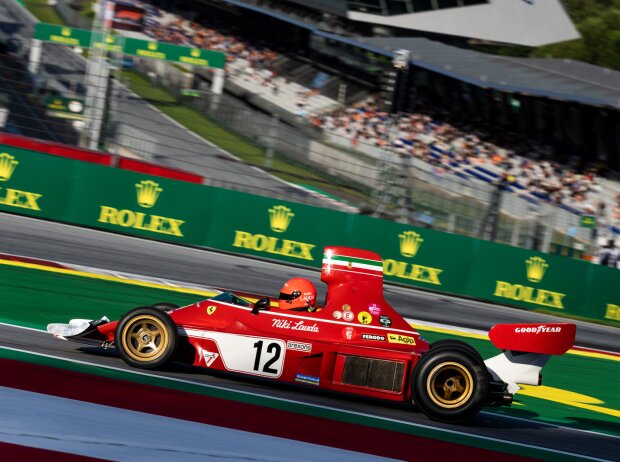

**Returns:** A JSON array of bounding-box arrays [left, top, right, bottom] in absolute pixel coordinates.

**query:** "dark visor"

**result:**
[[279, 290, 301, 301]]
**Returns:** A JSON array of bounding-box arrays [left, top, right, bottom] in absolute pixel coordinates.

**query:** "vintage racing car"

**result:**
[[48, 246, 576, 423]]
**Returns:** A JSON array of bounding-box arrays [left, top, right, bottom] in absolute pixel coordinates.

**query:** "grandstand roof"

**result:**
[[357, 36, 620, 110]]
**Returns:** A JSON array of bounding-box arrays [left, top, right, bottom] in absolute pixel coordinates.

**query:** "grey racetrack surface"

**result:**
[[0, 212, 617, 352]]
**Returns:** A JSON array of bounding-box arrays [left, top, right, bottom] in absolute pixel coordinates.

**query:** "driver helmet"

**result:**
[[278, 278, 316, 311]]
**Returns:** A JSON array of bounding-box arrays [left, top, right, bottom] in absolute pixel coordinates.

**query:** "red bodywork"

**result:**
[[97, 246, 430, 402]]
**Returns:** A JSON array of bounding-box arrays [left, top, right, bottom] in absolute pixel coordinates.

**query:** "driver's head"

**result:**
[[278, 278, 316, 310]]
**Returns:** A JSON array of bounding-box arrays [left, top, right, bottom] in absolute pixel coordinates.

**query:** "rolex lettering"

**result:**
[[97, 180, 185, 237]]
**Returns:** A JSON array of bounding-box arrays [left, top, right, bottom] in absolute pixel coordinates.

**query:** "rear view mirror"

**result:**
[[251, 297, 270, 315]]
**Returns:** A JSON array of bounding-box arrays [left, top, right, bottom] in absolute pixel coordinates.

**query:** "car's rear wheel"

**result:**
[[412, 348, 488, 423], [115, 307, 177, 369]]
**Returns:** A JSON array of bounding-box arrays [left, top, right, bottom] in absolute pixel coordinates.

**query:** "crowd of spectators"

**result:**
[[126, 0, 620, 257], [308, 98, 611, 218]]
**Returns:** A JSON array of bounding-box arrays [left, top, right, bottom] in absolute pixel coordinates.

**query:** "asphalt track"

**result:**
[[0, 211, 619, 461]]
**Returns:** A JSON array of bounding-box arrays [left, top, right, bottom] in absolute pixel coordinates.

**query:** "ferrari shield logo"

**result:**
[[206, 305, 217, 315]]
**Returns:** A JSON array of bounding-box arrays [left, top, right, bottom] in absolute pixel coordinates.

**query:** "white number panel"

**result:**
[[182, 329, 286, 378]]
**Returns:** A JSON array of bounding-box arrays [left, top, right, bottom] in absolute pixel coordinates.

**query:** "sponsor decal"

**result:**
[[206, 305, 217, 315], [332, 310, 343, 320], [342, 304, 351, 311], [0, 153, 43, 212], [361, 333, 386, 341], [514, 325, 562, 334], [382, 232, 443, 285], [231, 205, 316, 261], [494, 257, 565, 310], [399, 230, 423, 258], [295, 373, 320, 386], [605, 304, 620, 321], [342, 326, 357, 340], [98, 180, 185, 237], [358, 311, 372, 325], [286, 340, 312, 353], [343, 311, 354, 322], [272, 318, 319, 333], [387, 333, 416, 345], [202, 351, 219, 367], [526, 256, 548, 282], [379, 315, 392, 327], [368, 304, 381, 316]]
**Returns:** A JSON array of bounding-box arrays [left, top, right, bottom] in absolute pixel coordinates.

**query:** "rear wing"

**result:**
[[484, 323, 576, 394]]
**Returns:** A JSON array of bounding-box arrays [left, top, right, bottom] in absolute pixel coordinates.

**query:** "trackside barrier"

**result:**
[[0, 133, 202, 182], [0, 144, 618, 324]]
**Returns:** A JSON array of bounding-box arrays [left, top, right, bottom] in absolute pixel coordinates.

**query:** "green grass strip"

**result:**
[[23, 0, 65, 24]]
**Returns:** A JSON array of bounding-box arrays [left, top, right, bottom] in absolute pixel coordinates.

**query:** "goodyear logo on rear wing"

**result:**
[[387, 333, 416, 345]]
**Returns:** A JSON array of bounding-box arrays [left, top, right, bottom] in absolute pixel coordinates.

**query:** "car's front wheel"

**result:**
[[412, 347, 488, 423], [115, 307, 177, 369]]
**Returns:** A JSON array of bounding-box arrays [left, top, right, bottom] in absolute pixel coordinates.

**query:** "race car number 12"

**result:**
[[253, 340, 282, 374]]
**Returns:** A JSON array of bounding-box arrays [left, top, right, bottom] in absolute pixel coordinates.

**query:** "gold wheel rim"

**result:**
[[426, 361, 473, 409], [121, 315, 169, 362]]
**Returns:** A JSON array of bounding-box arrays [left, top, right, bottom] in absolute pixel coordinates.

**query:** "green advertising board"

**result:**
[[465, 243, 589, 315], [34, 23, 92, 48], [203, 189, 351, 266], [33, 23, 226, 69], [1, 142, 618, 324], [122, 37, 226, 69], [67, 162, 217, 244], [580, 215, 597, 228], [0, 146, 75, 219], [44, 96, 85, 120]]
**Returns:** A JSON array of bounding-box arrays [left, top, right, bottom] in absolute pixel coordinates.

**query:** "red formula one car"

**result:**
[[48, 246, 576, 423]]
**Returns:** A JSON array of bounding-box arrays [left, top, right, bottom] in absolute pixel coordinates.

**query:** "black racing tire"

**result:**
[[115, 307, 177, 370], [412, 348, 489, 423], [429, 339, 484, 364], [151, 302, 179, 312]]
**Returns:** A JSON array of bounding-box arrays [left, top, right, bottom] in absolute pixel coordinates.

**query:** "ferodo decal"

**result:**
[[286, 340, 312, 353], [358, 311, 372, 325], [361, 333, 385, 341], [387, 333, 416, 345], [206, 305, 217, 315]]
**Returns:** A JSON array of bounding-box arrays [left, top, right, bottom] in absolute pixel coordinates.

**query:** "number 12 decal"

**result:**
[[253, 340, 282, 374]]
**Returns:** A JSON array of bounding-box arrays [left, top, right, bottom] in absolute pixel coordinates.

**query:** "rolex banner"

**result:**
[[66, 161, 215, 243], [0, 142, 617, 323], [0, 146, 75, 219]]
